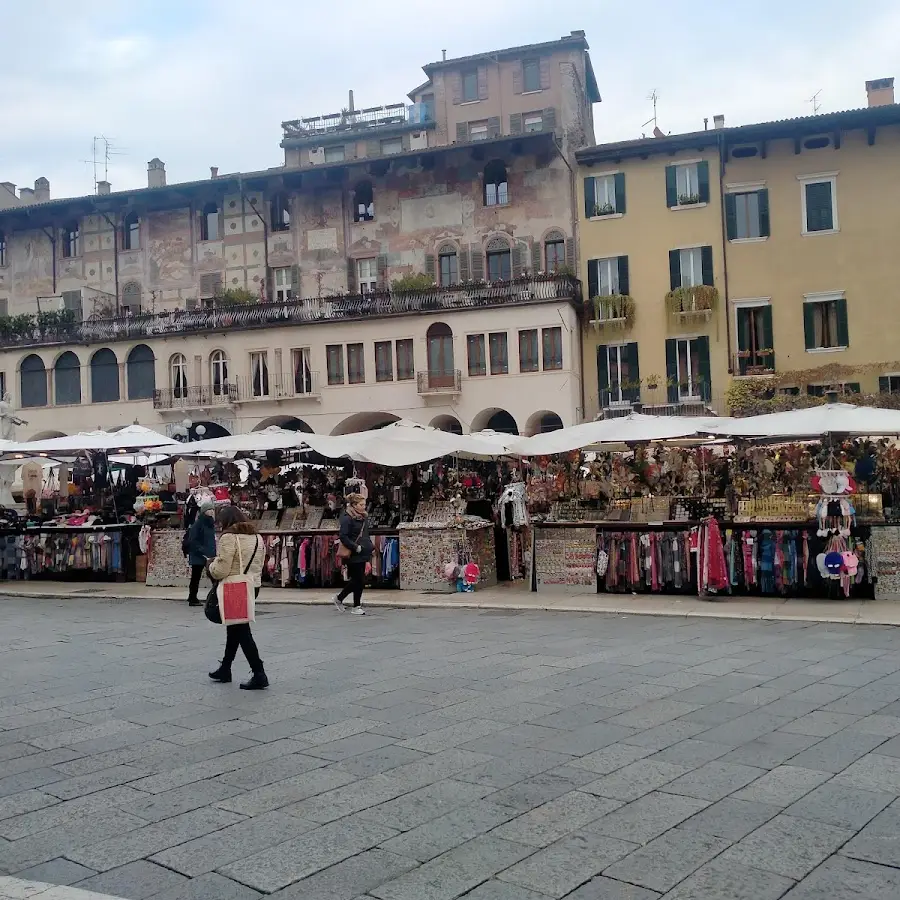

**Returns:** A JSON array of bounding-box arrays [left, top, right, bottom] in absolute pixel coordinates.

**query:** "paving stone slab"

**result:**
[[490, 790, 620, 847], [833, 752, 900, 793], [785, 781, 893, 830], [147, 872, 263, 899], [731, 765, 831, 807], [569, 743, 655, 776], [74, 859, 189, 899], [677, 796, 781, 842], [214, 768, 357, 817], [357, 779, 492, 832], [12, 858, 98, 886], [659, 858, 795, 900], [582, 760, 689, 803], [563, 876, 661, 899], [839, 804, 900, 868], [662, 761, 766, 803], [781, 855, 900, 899], [784, 731, 890, 774], [585, 791, 710, 845]]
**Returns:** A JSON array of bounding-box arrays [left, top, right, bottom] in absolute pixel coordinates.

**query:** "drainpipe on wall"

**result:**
[[99, 212, 121, 312], [241, 177, 270, 300], [717, 131, 733, 377]]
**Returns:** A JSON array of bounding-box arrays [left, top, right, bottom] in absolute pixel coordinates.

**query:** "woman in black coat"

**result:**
[[333, 492, 374, 615], [185, 503, 216, 606]]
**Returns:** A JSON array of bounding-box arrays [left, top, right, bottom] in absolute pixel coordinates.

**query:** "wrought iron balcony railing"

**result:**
[[153, 384, 238, 410], [417, 370, 462, 395]]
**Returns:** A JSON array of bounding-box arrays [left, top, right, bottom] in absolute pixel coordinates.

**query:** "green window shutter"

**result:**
[[584, 177, 596, 218], [668, 250, 681, 290], [665, 166, 677, 208], [701, 246, 714, 286], [596, 344, 609, 406], [470, 244, 484, 281], [511, 243, 523, 277], [724, 193, 737, 240], [803, 303, 816, 350], [835, 296, 849, 347], [665, 339, 679, 403], [624, 342, 641, 402], [487, 116, 501, 139], [424, 253, 436, 282], [542, 107, 557, 133], [805, 182, 833, 231], [697, 160, 710, 203], [587, 260, 599, 298], [696, 335, 712, 401], [879, 376, 891, 394], [617, 256, 630, 296], [510, 113, 523, 135], [758, 189, 770, 237], [458, 246, 470, 282], [455, 122, 468, 143], [565, 237, 575, 270], [377, 254, 388, 288], [736, 308, 750, 375], [530, 241, 541, 273], [761, 305, 774, 369], [614, 173, 626, 213]]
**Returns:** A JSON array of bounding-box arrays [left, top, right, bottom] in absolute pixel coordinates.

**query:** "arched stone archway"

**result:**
[[331, 412, 400, 436], [471, 408, 519, 435], [430, 415, 463, 435], [526, 410, 564, 436], [253, 416, 314, 434]]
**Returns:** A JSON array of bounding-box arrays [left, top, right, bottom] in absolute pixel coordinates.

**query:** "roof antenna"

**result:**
[[641, 89, 660, 137], [809, 89, 822, 115]]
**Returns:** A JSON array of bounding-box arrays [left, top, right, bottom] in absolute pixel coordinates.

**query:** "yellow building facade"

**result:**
[[576, 81, 900, 420]]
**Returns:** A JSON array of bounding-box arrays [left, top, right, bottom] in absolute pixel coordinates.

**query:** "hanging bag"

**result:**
[[336, 516, 369, 560], [205, 536, 260, 625]]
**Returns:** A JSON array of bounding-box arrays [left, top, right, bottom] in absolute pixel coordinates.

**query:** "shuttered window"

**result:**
[[347, 343, 365, 384], [803, 178, 837, 233], [803, 294, 848, 350], [467, 334, 486, 376], [462, 70, 478, 102], [518, 330, 539, 373], [375, 341, 393, 382], [489, 332, 508, 375], [396, 340, 414, 380], [598, 343, 640, 406], [542, 327, 563, 371], [726, 190, 770, 240], [326, 345, 344, 385], [522, 59, 541, 92]]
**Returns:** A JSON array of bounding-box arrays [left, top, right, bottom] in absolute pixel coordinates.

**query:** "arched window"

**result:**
[[121, 282, 141, 316], [200, 202, 219, 241], [353, 181, 375, 222], [438, 244, 458, 287], [54, 352, 81, 405], [20, 355, 47, 408], [210, 350, 228, 396], [426, 322, 455, 389], [0, 231, 6, 268], [171, 353, 188, 399], [543, 229, 566, 273], [62, 221, 80, 258], [90, 348, 120, 403], [127, 344, 156, 400], [122, 212, 140, 251], [483, 160, 509, 207], [486, 236, 512, 282]]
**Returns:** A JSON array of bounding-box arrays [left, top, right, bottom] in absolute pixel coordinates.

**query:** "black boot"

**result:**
[[240, 668, 269, 690], [208, 663, 232, 683]]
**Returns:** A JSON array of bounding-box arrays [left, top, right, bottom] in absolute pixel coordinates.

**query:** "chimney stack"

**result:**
[[348, 90, 355, 113], [18, 187, 34, 204], [210, 166, 218, 179], [713, 114, 725, 130], [866, 77, 895, 107], [33, 177, 50, 203], [97, 180, 111, 195], [0, 182, 15, 197], [147, 158, 166, 188]]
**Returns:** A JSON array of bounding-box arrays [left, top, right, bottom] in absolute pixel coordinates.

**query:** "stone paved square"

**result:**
[[2, 594, 900, 898]]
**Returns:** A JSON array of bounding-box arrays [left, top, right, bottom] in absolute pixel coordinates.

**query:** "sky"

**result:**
[[1, 0, 898, 200]]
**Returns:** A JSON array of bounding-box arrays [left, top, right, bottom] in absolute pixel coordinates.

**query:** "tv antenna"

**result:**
[[81, 135, 128, 193], [809, 90, 822, 115], [641, 89, 660, 134]]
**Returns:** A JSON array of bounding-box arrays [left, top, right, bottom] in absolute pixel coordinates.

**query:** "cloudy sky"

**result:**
[[2, 0, 898, 199]]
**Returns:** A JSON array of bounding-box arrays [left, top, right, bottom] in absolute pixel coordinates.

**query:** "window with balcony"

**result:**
[[273, 266, 294, 301], [347, 343, 365, 384], [122, 212, 140, 251], [726, 189, 770, 240], [519, 330, 539, 373], [62, 290, 83, 322], [587, 256, 630, 301], [62, 221, 80, 258], [121, 282, 141, 316], [467, 334, 486, 376], [210, 350, 228, 396], [736, 304, 774, 374], [489, 332, 508, 375], [545, 238, 565, 273], [324, 145, 345, 163], [522, 59, 541, 93], [0, 231, 6, 267], [270, 194, 291, 232], [665, 161, 710, 207], [375, 341, 393, 382], [669, 246, 713, 290], [200, 203, 219, 241], [353, 181, 375, 222], [665, 336, 711, 402], [584, 173, 625, 218], [486, 239, 512, 282], [802, 175, 838, 234], [462, 69, 479, 102], [396, 339, 414, 380], [250, 351, 270, 397], [326, 345, 344, 385], [484, 160, 509, 207], [293, 348, 313, 394], [357, 258, 378, 293], [542, 327, 563, 371], [170, 353, 188, 399], [426, 323, 455, 388], [804, 292, 848, 351], [597, 343, 640, 407], [439, 248, 458, 286]]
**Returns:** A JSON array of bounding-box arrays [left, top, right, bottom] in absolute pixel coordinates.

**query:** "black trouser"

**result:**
[[222, 623, 263, 672], [187, 564, 205, 602], [337, 561, 367, 607]]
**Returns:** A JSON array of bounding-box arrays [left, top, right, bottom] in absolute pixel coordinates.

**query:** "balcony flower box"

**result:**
[[590, 294, 635, 330], [665, 285, 718, 320]]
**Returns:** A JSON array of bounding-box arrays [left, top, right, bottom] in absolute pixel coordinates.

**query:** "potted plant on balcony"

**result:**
[[665, 284, 718, 318], [591, 202, 616, 217], [10, 314, 35, 341], [644, 373, 661, 391], [677, 193, 701, 205], [590, 294, 635, 330]]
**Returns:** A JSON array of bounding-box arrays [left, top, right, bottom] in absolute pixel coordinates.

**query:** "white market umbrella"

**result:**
[[2, 424, 182, 457], [168, 426, 311, 458], [703, 403, 900, 439]]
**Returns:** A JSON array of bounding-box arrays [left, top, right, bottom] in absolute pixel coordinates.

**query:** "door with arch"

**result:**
[[426, 323, 455, 389]]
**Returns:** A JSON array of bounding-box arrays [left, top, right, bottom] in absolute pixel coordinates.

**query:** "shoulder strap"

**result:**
[[243, 536, 260, 575], [360, 517, 370, 542]]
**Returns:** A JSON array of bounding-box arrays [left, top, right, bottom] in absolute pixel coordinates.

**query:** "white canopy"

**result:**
[[171, 426, 310, 457], [703, 403, 900, 439], [2, 424, 182, 457]]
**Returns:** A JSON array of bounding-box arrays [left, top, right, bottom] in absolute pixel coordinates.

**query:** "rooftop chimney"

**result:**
[[866, 77, 895, 107], [713, 114, 725, 129], [33, 177, 50, 203], [147, 157, 166, 188], [97, 180, 111, 195], [18, 187, 34, 204], [0, 182, 15, 197], [210, 167, 218, 179], [348, 90, 355, 113]]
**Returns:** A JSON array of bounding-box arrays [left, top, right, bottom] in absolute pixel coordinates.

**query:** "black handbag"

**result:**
[[204, 537, 260, 624]]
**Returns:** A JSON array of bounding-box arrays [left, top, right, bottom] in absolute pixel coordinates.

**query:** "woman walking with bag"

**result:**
[[207, 506, 269, 689], [333, 492, 373, 615], [185, 503, 216, 606]]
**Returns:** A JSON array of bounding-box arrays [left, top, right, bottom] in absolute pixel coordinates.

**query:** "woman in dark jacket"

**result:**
[[186, 503, 216, 606], [333, 492, 374, 615]]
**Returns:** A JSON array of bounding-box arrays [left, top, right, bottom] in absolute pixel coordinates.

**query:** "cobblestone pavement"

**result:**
[[2, 596, 900, 899]]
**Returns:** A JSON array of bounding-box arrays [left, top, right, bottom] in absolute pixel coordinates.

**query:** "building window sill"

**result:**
[[669, 203, 708, 211], [589, 213, 624, 221], [802, 228, 840, 237], [806, 346, 847, 354], [521, 89, 544, 96], [460, 99, 482, 106], [729, 236, 769, 244]]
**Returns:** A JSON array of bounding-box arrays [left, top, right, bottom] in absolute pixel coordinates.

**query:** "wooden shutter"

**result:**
[[758, 189, 770, 237], [531, 240, 541, 273], [511, 243, 523, 277], [835, 296, 849, 347], [617, 256, 630, 295], [623, 342, 641, 402], [542, 108, 557, 133], [761, 305, 774, 369], [596, 345, 609, 403], [696, 335, 712, 401], [665, 339, 679, 402], [701, 246, 714, 286], [199, 273, 222, 298], [377, 254, 388, 288], [470, 244, 484, 281], [668, 250, 681, 290], [697, 161, 711, 203], [487, 117, 501, 139], [346, 258, 357, 294], [512, 63, 523, 95], [587, 260, 599, 298], [458, 245, 470, 282], [424, 254, 436, 283], [806, 182, 833, 231], [565, 237, 575, 271], [366, 139, 380, 158], [614, 173, 626, 213], [477, 66, 488, 100], [665, 166, 677, 208], [724, 193, 737, 240], [451, 72, 462, 105], [290, 264, 299, 298], [803, 303, 816, 350], [539, 57, 551, 89], [510, 113, 523, 135], [584, 177, 596, 219], [455, 122, 468, 143], [880, 376, 891, 394]]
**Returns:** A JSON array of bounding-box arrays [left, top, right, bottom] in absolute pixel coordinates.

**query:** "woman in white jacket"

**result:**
[[206, 506, 268, 690]]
